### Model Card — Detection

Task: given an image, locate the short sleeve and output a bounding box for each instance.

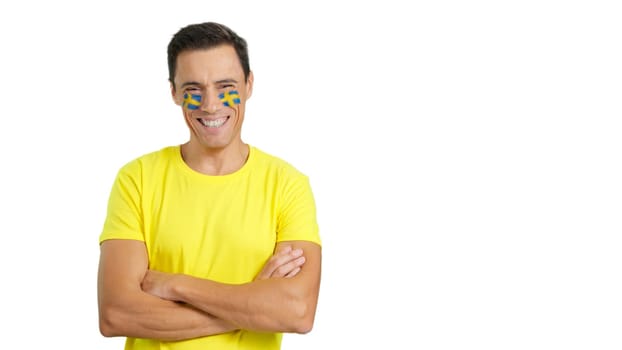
[99,160,145,244]
[277,174,321,246]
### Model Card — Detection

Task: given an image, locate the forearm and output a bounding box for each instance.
[140,241,321,334]
[98,240,238,341]
[170,276,314,333]
[99,290,237,341]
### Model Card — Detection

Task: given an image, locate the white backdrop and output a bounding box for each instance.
[0,1,620,349]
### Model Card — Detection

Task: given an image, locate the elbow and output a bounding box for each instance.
[285,282,318,334]
[289,298,316,334]
[99,317,115,337]
[294,318,314,334]
[98,306,123,337]
[99,321,116,338]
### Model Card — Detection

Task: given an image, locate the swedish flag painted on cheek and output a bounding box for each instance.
[183,93,202,110]
[219,90,241,107]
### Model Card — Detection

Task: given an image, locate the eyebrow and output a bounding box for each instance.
[180,81,202,88]
[215,79,238,84]
[180,79,238,88]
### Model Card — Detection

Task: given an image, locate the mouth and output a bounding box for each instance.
[197,116,230,128]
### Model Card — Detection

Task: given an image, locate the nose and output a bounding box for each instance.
[200,89,222,114]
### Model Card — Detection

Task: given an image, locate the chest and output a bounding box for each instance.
[143,177,280,280]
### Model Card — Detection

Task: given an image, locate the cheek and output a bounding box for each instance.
[182,110,194,128]
[182,93,202,111]
[219,90,242,108]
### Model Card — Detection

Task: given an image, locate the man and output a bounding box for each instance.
[97,22,322,350]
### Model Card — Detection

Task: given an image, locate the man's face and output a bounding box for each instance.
[172,45,253,151]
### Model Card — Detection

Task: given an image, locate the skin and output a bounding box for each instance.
[98,44,322,340]
[98,240,308,340]
[141,240,321,333]
[173,45,254,176]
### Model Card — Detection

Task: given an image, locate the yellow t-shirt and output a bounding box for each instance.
[99,145,321,350]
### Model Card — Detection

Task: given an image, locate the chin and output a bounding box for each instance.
[198,139,233,150]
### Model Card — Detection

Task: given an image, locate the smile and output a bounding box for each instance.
[198,117,229,128]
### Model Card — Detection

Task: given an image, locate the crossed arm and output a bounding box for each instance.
[97,239,321,341]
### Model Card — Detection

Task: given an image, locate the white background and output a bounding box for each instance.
[0,1,620,349]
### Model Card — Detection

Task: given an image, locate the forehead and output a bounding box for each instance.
[174,45,244,84]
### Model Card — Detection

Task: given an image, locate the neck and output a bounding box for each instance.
[180,141,250,176]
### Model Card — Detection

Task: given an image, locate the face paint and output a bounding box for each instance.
[183,93,202,110]
[219,90,241,107]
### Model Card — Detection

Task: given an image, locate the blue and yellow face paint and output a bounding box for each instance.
[219,90,241,107]
[183,93,202,110]
[183,90,240,110]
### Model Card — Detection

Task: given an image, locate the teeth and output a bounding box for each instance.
[199,118,226,128]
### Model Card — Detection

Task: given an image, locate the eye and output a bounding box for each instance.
[219,84,235,89]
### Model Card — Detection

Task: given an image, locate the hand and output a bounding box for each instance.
[141,269,178,301]
[255,245,306,280]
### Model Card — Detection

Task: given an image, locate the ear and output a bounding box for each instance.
[170,81,181,106]
[245,71,254,100]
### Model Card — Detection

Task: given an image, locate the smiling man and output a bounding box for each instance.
[97,22,322,350]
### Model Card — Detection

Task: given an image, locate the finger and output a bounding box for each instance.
[275,245,292,254]
[273,256,306,278]
[256,248,303,280]
[284,266,301,278]
[265,248,303,274]
[271,249,303,272]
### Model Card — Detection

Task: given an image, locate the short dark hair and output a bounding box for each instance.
[167,22,250,88]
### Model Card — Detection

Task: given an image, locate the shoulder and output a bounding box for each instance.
[117,146,177,176]
[250,146,310,181]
